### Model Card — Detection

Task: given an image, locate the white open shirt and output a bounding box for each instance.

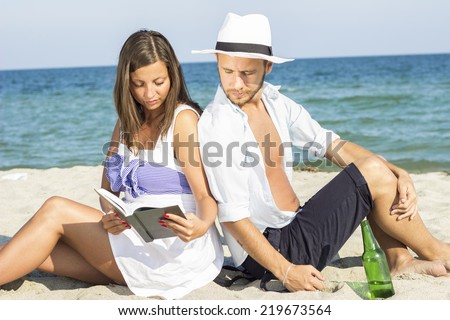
[198,82,339,266]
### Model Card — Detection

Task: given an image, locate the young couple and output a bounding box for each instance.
[1,13,448,299]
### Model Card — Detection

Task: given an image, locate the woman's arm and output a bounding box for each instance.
[100,120,121,213]
[164,109,218,242]
[99,121,130,238]
[100,120,130,234]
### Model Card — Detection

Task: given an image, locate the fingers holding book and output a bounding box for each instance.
[160,212,207,242]
[102,210,131,235]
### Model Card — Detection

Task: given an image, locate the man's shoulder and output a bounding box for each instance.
[199,104,245,144]
[201,101,229,115]
[200,100,240,125]
[200,102,229,125]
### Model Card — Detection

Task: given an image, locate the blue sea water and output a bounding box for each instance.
[1,54,449,172]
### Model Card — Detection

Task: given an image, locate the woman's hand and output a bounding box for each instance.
[160,212,208,242]
[101,210,130,235]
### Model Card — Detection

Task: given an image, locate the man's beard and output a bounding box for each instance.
[226,75,265,107]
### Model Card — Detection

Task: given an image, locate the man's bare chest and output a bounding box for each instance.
[247,113,284,166]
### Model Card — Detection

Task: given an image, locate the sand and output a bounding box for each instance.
[0,165,449,300]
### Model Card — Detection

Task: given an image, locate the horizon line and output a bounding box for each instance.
[1,51,449,72]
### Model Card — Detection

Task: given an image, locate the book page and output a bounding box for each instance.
[95,188,130,218]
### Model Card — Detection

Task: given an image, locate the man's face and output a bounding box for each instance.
[217,54,272,107]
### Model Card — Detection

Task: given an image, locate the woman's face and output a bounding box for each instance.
[129,60,171,113]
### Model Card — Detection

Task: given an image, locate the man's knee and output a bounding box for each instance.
[354,156,396,188]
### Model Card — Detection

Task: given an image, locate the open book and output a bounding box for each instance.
[95,188,186,242]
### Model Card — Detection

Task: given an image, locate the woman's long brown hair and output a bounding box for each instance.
[114,30,201,150]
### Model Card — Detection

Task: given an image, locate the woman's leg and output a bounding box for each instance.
[0,196,125,285]
[38,241,116,284]
[354,156,450,276]
[0,240,113,284]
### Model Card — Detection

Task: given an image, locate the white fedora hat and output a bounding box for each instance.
[192,12,293,64]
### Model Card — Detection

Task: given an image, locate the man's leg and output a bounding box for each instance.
[354,156,450,276]
[279,162,373,270]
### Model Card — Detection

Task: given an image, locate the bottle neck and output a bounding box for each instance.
[361,219,378,251]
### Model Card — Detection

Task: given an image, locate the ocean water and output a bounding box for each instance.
[1,54,449,172]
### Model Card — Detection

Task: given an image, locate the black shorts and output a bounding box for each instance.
[242,162,373,279]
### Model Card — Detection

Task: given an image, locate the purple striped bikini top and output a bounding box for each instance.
[105,152,192,198]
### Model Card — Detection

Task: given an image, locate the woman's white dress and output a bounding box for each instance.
[105,105,223,299]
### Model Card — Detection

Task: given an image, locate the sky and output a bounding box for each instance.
[1,0,450,70]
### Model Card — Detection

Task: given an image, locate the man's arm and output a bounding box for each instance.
[223,218,325,291]
[326,138,418,220]
[326,138,401,173]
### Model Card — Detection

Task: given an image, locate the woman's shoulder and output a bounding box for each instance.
[162,104,200,143]
[173,104,200,129]
[174,105,199,131]
[174,104,200,119]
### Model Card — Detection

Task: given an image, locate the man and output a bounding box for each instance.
[193,13,450,292]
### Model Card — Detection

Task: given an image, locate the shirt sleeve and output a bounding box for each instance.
[198,107,251,222]
[286,97,340,159]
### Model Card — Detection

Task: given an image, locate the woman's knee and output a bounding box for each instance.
[36,196,74,222]
[41,196,68,210]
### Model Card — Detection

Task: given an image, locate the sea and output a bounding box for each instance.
[1,53,449,172]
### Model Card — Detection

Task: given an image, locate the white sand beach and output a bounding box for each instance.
[0,165,449,300]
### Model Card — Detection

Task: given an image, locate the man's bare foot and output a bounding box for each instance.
[392,257,450,277]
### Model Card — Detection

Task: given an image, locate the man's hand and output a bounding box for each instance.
[224,219,326,292]
[390,173,418,220]
[283,264,325,292]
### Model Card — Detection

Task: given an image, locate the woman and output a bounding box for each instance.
[0,30,223,299]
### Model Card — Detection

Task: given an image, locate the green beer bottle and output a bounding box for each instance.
[361,219,395,299]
